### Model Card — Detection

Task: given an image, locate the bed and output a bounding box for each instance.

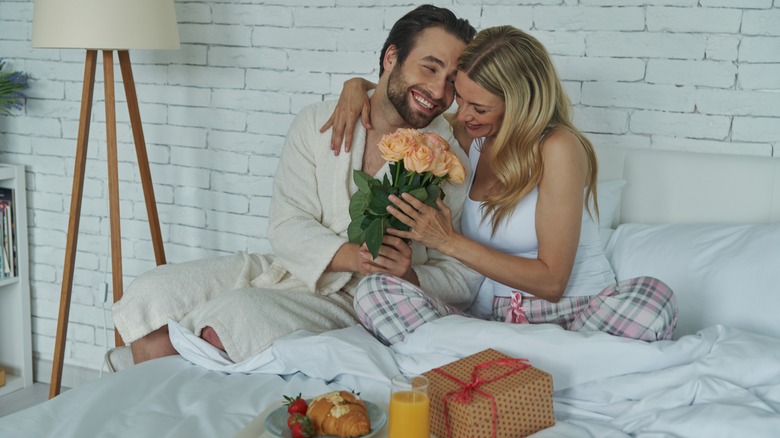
[1,144,779,437]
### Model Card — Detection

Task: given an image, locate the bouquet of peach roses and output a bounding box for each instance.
[348,128,466,258]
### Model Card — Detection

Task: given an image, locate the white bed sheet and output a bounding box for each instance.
[3,317,780,437]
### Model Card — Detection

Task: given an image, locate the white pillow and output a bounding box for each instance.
[596,179,626,229]
[594,179,626,248]
[605,223,780,340]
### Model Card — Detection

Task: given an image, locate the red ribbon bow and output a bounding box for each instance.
[505,292,530,324]
[433,357,530,438]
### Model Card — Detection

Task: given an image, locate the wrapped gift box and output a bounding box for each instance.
[423,348,554,438]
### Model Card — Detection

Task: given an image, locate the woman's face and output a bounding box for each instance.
[454,73,506,140]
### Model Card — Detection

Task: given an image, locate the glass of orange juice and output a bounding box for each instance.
[388,374,430,438]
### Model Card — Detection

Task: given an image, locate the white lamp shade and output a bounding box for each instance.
[32,0,180,50]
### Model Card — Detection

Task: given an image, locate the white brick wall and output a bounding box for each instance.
[1,0,778,380]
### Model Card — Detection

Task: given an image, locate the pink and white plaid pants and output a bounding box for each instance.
[354,274,677,345]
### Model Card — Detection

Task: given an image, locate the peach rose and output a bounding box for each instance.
[428,148,454,177]
[446,151,466,184]
[404,143,434,173]
[421,132,450,153]
[378,128,420,162]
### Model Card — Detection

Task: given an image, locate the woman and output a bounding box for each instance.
[326,26,677,345]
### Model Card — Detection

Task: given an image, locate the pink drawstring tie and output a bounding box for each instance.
[504,292,529,324]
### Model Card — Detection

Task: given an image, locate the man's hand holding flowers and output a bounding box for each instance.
[355,234,416,284]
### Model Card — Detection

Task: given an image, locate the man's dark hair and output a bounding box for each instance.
[379,5,476,76]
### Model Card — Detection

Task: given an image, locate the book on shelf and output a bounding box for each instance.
[0,187,17,279]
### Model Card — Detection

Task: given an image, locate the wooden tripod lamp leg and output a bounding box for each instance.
[118,51,166,269]
[103,50,125,348]
[49,50,168,398]
[49,50,98,399]
[116,51,167,348]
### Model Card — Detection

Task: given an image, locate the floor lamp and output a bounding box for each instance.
[32,0,179,398]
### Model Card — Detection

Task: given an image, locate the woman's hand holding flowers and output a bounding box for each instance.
[385,193,456,253]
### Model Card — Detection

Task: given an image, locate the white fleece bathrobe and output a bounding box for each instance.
[113,99,482,362]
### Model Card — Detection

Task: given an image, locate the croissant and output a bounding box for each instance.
[306,391,371,437]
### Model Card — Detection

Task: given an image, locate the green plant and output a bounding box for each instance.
[0,58,29,116]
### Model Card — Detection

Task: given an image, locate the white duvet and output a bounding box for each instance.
[3,316,780,437]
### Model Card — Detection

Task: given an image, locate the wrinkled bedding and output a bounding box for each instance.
[3,316,779,437]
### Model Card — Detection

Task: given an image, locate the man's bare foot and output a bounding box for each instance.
[201,326,226,352]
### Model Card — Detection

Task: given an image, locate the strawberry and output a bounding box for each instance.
[283,393,309,416]
[288,413,314,438]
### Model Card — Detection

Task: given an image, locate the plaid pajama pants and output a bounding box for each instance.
[354,274,678,345]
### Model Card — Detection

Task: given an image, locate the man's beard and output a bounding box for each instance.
[386,66,443,129]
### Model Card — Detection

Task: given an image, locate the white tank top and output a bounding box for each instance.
[461,140,616,318]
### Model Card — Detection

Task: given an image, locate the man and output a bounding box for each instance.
[111,5,481,366]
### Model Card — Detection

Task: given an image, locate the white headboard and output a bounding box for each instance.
[595,146,780,339]
[594,145,780,226]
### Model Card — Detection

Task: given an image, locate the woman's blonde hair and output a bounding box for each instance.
[458,25,599,233]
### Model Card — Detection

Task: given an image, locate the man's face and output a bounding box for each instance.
[385,27,466,128]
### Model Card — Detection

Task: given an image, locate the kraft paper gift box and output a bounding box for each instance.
[423,348,554,438]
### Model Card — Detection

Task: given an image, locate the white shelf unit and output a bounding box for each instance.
[0,164,31,398]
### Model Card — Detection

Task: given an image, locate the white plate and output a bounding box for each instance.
[263,400,387,438]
